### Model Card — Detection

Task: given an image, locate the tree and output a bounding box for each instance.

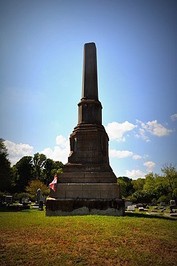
[143,172,156,192]
[10,154,64,193]
[154,175,169,202]
[33,153,47,180]
[161,164,177,200]
[43,158,54,184]
[43,159,63,185]
[14,156,34,192]
[131,190,153,204]
[0,139,12,192]
[50,160,63,180]
[117,176,134,198]
[130,178,151,203]
[26,180,49,201]
[142,173,158,202]
[132,178,145,192]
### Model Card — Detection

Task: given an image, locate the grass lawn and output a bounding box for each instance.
[0,210,177,266]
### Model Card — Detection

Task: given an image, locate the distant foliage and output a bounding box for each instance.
[33,153,47,180]
[12,156,34,193]
[0,141,63,194]
[119,164,177,204]
[117,176,134,198]
[26,180,49,200]
[0,139,12,192]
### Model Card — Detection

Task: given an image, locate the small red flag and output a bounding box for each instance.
[49,174,58,192]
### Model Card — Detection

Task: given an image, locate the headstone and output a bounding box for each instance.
[127,205,135,211]
[46,43,125,215]
[170,200,177,213]
[4,195,13,205]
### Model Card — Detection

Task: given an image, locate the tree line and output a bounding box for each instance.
[118,165,177,204]
[1,139,177,205]
[0,139,63,195]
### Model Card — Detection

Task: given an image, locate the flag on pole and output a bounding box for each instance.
[49,174,58,192]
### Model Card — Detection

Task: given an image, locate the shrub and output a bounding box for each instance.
[26,180,49,201]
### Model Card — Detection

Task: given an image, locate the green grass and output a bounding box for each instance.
[0,210,177,266]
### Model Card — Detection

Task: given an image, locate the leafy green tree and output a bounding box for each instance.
[14,156,34,192]
[11,153,63,193]
[130,190,155,204]
[10,165,18,192]
[161,164,177,200]
[43,158,54,184]
[173,188,177,199]
[130,167,177,204]
[143,172,156,192]
[154,175,169,202]
[26,179,49,200]
[143,173,159,202]
[33,153,47,180]
[132,178,145,192]
[131,177,154,203]
[117,176,134,198]
[43,159,63,185]
[0,139,12,192]
[50,160,63,179]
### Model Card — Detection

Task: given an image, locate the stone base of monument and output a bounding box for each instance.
[46,198,125,216]
[46,182,125,216]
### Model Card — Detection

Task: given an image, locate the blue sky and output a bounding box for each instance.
[1,0,177,179]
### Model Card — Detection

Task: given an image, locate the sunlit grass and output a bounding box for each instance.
[0,210,177,265]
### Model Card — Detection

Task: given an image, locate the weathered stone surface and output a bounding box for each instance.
[82,43,98,101]
[57,170,117,183]
[46,198,125,216]
[49,183,120,199]
[68,124,109,166]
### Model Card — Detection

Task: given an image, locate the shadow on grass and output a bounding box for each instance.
[0,205,30,212]
[125,211,177,221]
[1,205,177,222]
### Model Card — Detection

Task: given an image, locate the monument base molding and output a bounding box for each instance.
[46,198,125,216]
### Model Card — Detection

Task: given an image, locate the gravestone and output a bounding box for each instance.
[46,42,125,215]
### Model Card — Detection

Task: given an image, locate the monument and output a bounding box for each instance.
[46,42,125,215]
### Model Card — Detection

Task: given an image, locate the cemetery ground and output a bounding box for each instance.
[0,210,177,266]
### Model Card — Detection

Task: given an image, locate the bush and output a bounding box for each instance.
[157,195,170,204]
[26,180,49,201]
[14,192,30,202]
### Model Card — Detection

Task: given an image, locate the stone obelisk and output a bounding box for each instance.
[46,43,124,215]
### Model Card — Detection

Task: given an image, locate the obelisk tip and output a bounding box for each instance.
[84,42,96,47]
[82,42,98,100]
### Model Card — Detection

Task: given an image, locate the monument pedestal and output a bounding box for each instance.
[46,175,124,215]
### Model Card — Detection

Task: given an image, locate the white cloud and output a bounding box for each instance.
[132,154,142,160]
[56,135,68,147]
[110,149,141,160]
[110,149,133,158]
[135,127,150,142]
[105,121,137,141]
[144,120,172,136]
[125,169,146,179]
[4,140,34,165]
[136,120,173,140]
[144,161,156,172]
[4,135,70,166]
[171,113,177,121]
[41,135,69,163]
